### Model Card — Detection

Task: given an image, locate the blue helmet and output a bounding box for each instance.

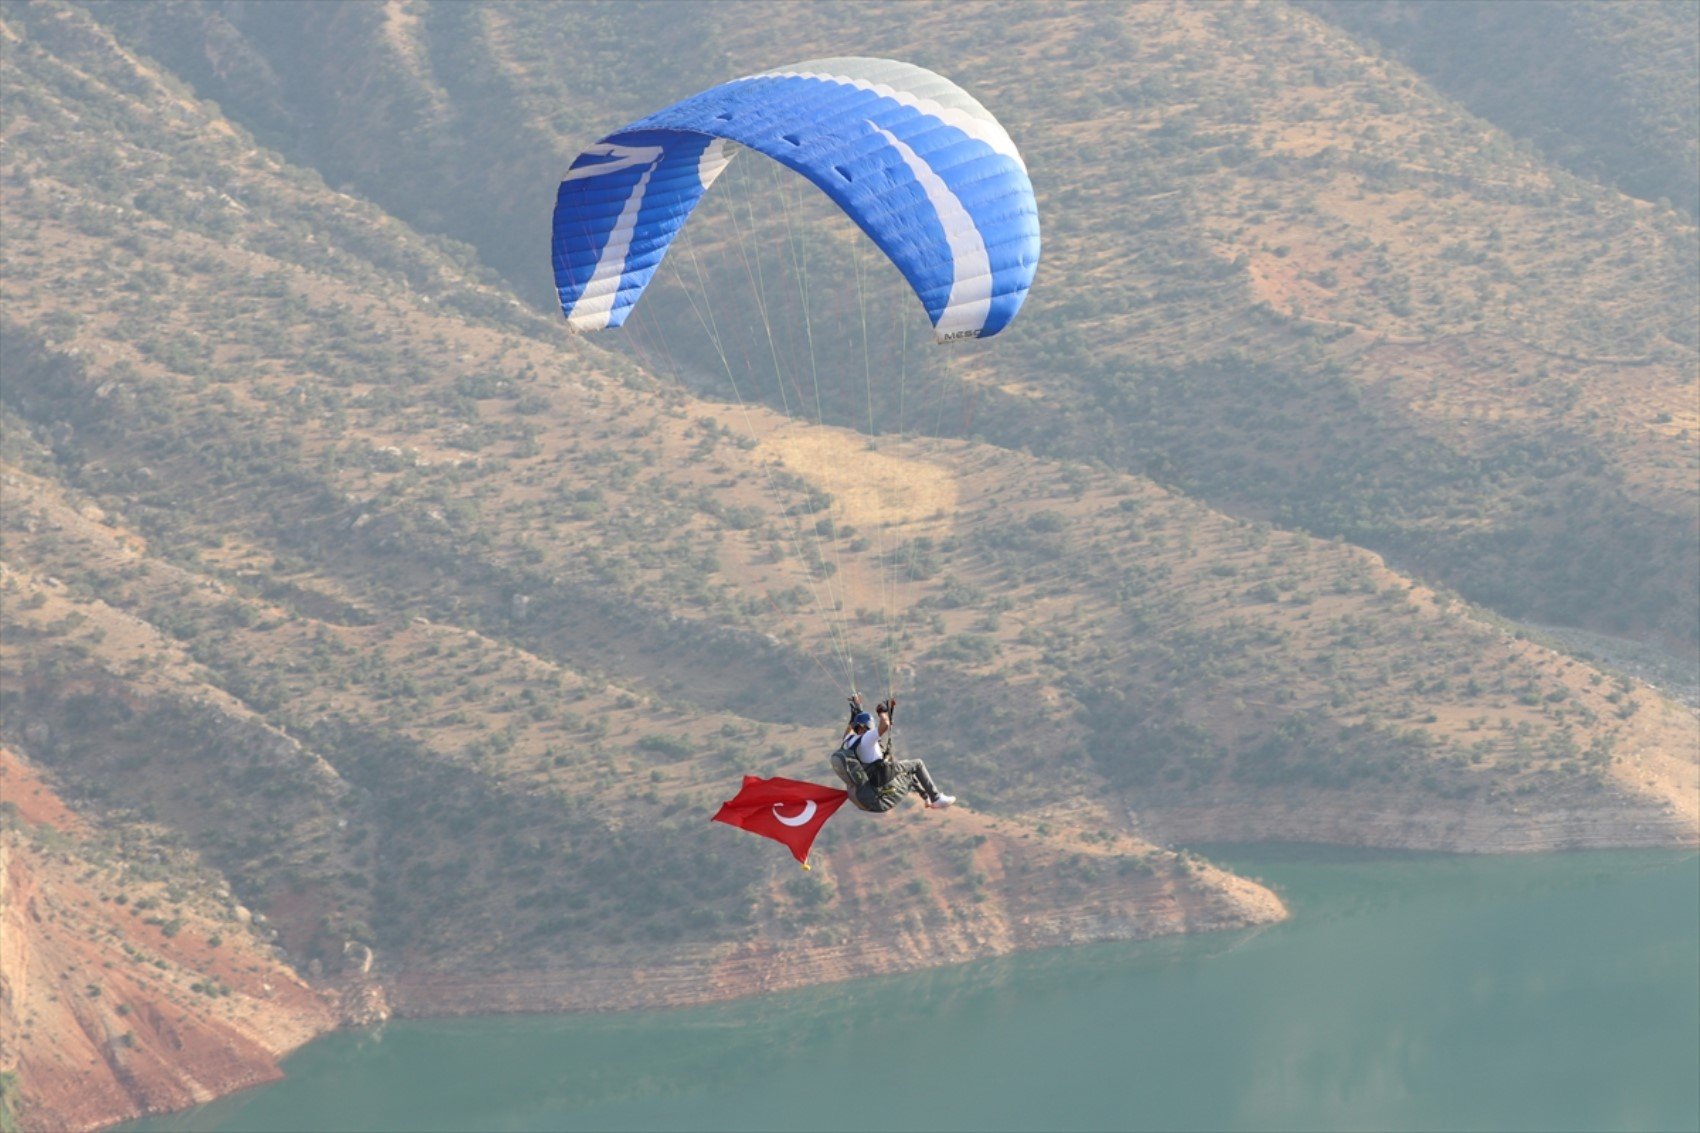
[852,711,874,728]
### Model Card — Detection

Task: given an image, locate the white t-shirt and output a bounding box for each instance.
[842,727,886,765]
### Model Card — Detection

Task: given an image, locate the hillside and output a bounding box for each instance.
[0,3,1696,1129]
[83,0,1700,650]
[0,747,339,1133]
[1308,0,1700,218]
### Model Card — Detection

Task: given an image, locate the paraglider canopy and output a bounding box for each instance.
[551,57,1040,343]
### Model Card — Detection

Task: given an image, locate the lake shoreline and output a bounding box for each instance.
[61,768,1700,1133]
[123,849,1699,1133]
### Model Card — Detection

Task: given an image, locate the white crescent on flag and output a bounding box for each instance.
[772,800,818,827]
[712,775,848,866]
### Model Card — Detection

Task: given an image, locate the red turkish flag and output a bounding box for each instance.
[711,775,849,865]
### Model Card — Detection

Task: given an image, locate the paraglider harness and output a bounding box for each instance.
[830,698,913,813]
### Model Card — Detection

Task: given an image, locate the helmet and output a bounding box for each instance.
[851,711,874,728]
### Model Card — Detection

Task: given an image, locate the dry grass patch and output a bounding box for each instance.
[758,427,960,535]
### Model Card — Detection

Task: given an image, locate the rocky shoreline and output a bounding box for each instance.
[5,679,1695,1133]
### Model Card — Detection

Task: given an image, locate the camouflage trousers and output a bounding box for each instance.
[878,757,940,801]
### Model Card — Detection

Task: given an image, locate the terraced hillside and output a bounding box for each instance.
[1,3,1696,1128]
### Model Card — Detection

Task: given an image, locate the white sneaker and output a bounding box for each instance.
[929,794,956,809]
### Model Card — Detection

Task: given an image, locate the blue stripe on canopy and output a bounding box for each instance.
[551,58,1039,342]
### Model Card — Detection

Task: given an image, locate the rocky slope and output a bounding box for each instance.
[87,0,1700,649]
[0,748,339,1133]
[0,4,1694,1129]
[388,805,1287,1017]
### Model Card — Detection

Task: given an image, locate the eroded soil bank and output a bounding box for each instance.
[6,733,1696,1132]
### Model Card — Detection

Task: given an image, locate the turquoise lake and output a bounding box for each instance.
[130,848,1700,1132]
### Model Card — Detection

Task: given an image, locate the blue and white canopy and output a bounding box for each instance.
[551,57,1040,343]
